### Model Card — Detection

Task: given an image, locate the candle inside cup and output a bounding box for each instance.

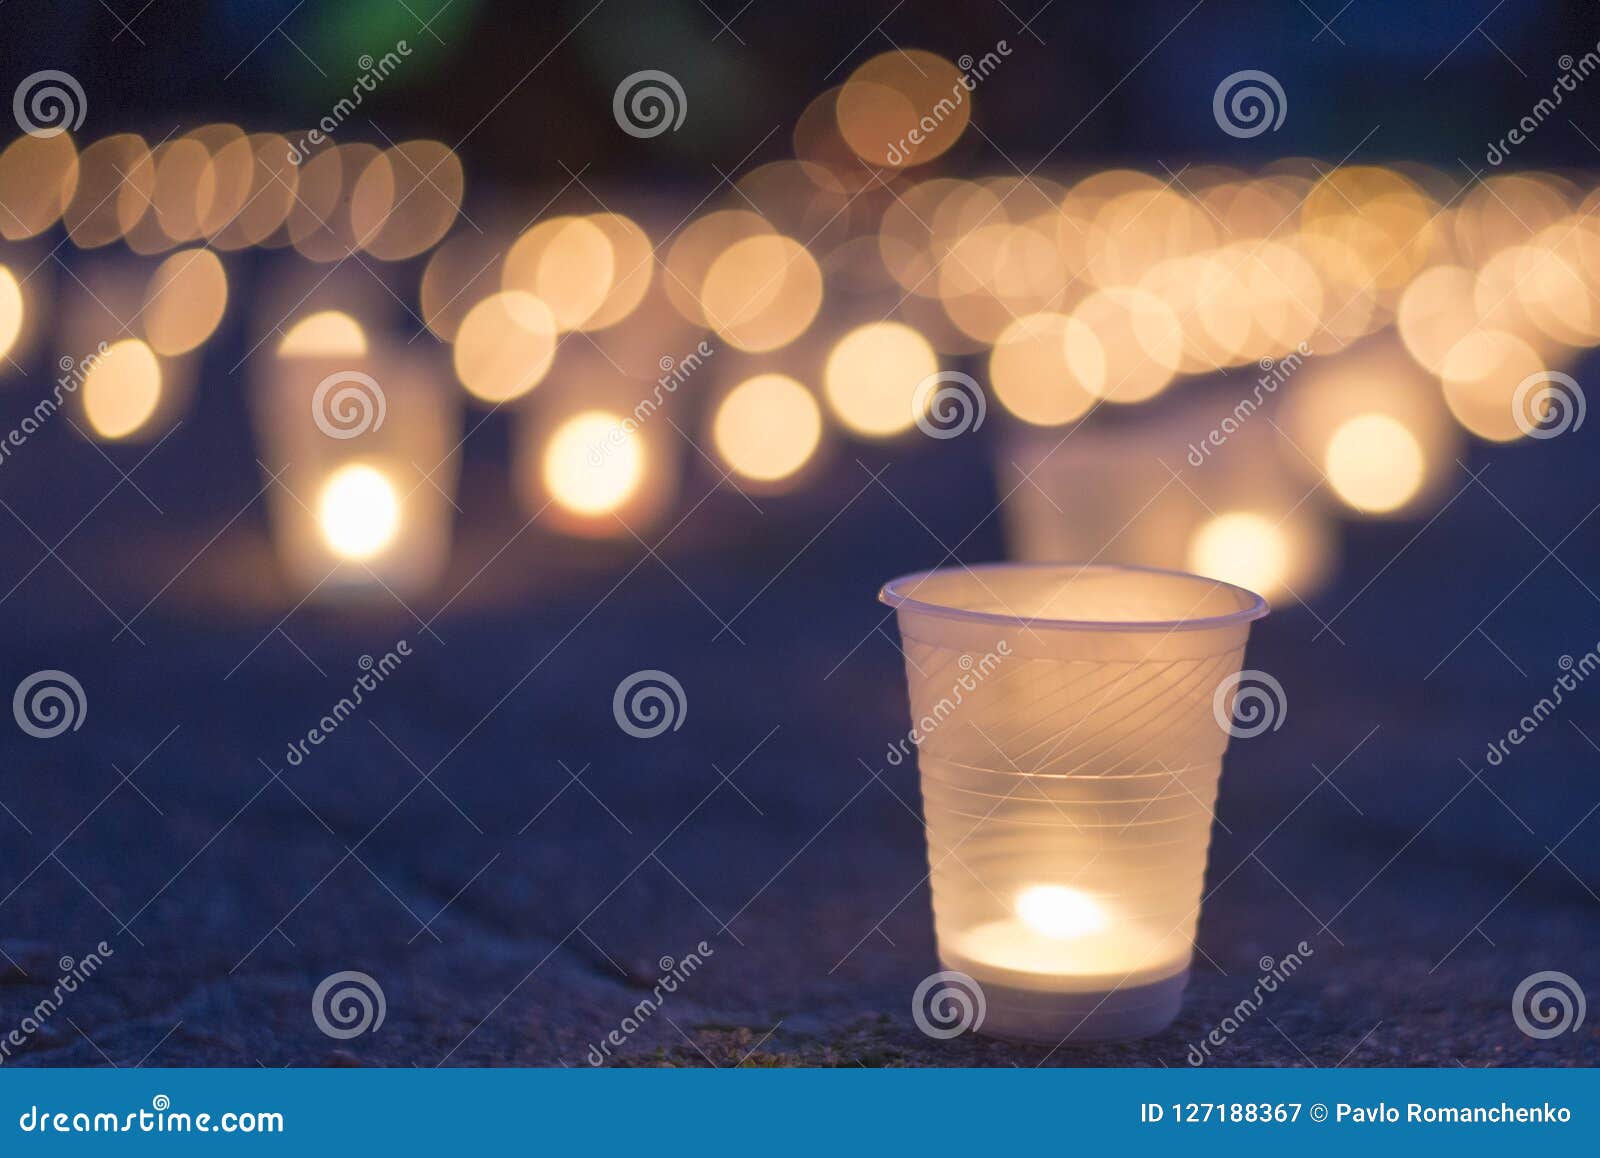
[951,885,1178,978]
[251,335,461,601]
[881,562,1268,1043]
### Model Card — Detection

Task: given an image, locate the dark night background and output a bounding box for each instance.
[0,0,1597,1066]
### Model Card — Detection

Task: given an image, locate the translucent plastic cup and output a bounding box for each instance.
[880,562,1268,1044]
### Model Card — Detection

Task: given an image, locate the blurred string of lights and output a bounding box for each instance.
[0,47,1595,607]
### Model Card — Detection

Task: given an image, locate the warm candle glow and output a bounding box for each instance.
[503,216,615,331]
[711,373,823,483]
[824,321,938,437]
[278,310,368,358]
[1324,413,1425,514]
[351,140,463,261]
[837,50,970,167]
[143,247,229,356]
[1440,329,1546,442]
[1187,511,1289,600]
[64,133,154,248]
[988,312,1101,426]
[0,265,23,361]
[453,291,558,403]
[316,463,401,560]
[699,234,822,352]
[0,132,79,241]
[882,563,1269,1042]
[82,338,163,440]
[543,410,645,516]
[1016,885,1108,939]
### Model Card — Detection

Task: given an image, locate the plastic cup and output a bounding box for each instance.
[998,384,1336,607]
[251,350,461,600]
[880,562,1268,1044]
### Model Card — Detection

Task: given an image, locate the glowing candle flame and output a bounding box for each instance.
[543,410,645,516]
[1324,413,1425,514]
[1016,885,1108,940]
[0,265,23,361]
[316,463,401,560]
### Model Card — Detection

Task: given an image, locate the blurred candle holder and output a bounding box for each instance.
[1000,386,1335,606]
[251,339,460,600]
[1280,335,1463,517]
[881,562,1269,1043]
[514,346,681,539]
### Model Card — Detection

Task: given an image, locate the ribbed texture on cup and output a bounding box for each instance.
[894,607,1251,1036]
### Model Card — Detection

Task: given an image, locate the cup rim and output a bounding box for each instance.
[878,561,1270,634]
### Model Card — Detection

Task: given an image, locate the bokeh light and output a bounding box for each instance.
[0,132,80,241]
[1187,511,1290,602]
[1072,287,1182,403]
[699,234,823,352]
[663,210,773,325]
[212,133,299,250]
[987,312,1100,426]
[583,213,655,331]
[712,374,824,484]
[278,310,369,358]
[1440,329,1546,442]
[824,321,939,438]
[316,463,401,560]
[503,216,615,331]
[82,338,163,440]
[837,50,970,168]
[543,410,645,516]
[143,248,229,356]
[352,140,463,261]
[452,290,558,403]
[64,133,153,248]
[1324,413,1425,514]
[0,266,24,362]
[1396,265,1478,374]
